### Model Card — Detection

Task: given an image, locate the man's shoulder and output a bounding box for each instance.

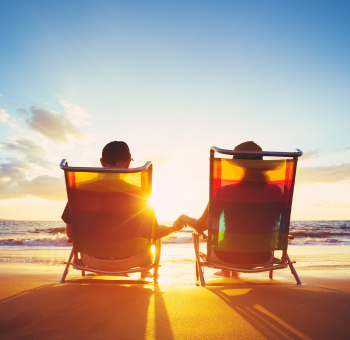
[77,178,141,192]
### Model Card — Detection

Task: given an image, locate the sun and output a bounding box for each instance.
[148,181,182,221]
[148,195,155,208]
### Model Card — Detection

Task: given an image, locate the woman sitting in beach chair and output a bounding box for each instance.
[179,141,302,285]
[180,142,275,276]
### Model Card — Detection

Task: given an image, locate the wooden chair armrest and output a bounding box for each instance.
[190,226,208,239]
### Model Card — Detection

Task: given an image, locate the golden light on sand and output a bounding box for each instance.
[253,305,311,340]
[222,288,252,296]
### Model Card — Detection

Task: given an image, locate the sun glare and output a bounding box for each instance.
[147,164,208,221]
[150,183,183,221]
[148,195,154,208]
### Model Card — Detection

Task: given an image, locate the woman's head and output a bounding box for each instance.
[233,141,263,160]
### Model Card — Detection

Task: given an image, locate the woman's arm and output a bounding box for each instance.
[179,203,209,232]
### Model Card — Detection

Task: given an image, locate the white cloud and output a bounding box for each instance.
[0,100,95,201]
[0,161,65,200]
[60,99,89,125]
[297,162,350,184]
[138,156,171,168]
[311,200,350,208]
[16,108,29,116]
[25,106,85,144]
[0,137,53,169]
[0,109,10,123]
[335,146,350,153]
[20,175,66,200]
[0,108,19,128]
[311,200,331,207]
[300,149,320,161]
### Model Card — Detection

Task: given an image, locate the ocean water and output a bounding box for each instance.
[0,220,349,250]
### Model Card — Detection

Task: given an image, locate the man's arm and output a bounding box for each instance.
[153,218,185,240]
[61,202,73,241]
[66,224,72,239]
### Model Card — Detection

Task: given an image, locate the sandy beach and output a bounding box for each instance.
[1,245,350,339]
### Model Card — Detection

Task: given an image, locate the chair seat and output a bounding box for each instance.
[199,252,282,269]
[81,252,152,271]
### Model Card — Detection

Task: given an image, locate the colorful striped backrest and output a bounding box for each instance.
[208,157,297,260]
[64,165,155,258]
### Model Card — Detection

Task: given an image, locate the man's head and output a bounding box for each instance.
[100,141,133,168]
[233,141,263,160]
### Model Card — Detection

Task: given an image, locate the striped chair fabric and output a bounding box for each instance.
[65,169,155,258]
[208,158,296,263]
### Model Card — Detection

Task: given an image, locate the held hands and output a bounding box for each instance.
[177,214,208,239]
[172,216,187,232]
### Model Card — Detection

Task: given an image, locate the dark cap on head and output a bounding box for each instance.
[233,141,263,160]
[102,141,132,165]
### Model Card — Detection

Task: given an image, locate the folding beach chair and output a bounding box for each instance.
[192,147,303,287]
[59,160,161,284]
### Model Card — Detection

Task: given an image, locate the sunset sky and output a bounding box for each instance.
[0,1,349,221]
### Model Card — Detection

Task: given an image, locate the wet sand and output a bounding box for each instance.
[1,245,350,339]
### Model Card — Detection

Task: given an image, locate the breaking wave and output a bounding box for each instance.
[1,220,350,247]
[289,231,349,238]
[33,227,66,234]
[0,234,70,247]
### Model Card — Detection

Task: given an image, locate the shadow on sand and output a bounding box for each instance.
[0,276,174,339]
[204,276,350,339]
[2,274,350,339]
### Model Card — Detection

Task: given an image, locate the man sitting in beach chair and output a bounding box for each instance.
[61,141,184,279]
[179,141,301,284]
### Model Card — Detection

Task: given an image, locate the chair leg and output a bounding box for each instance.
[269,270,273,279]
[60,248,74,283]
[82,271,85,277]
[287,254,302,284]
[153,270,159,284]
[192,233,206,287]
[192,233,199,282]
[153,239,162,284]
[198,262,205,287]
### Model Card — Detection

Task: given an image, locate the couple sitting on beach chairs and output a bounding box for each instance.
[60,141,302,286]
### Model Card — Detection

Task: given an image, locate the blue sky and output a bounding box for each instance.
[0,1,349,220]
